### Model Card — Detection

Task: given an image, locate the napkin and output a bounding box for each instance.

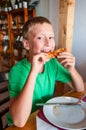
[37,108,63,130]
[36,116,58,130]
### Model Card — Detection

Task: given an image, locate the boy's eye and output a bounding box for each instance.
[37,37,44,40]
[37,37,42,39]
[49,37,54,39]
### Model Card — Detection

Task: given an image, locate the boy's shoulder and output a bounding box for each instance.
[11,58,29,71]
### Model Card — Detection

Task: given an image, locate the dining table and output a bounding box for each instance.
[5,90,86,130]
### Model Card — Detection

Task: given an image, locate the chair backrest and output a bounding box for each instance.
[0,71,8,82]
[0,71,10,130]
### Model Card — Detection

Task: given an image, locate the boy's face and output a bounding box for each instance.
[28,23,55,55]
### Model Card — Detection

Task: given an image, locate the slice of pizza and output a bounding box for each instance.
[47,48,66,58]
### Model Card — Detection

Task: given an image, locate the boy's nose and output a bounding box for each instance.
[44,38,50,46]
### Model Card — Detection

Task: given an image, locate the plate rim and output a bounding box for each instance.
[43,96,86,130]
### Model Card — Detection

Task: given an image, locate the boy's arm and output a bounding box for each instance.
[10,54,48,127]
[57,52,84,92]
[68,68,84,92]
[9,53,48,128]
[10,70,37,127]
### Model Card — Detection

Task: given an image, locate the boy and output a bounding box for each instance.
[7,16,84,127]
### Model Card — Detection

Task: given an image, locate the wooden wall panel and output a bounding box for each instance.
[58,0,75,52]
[55,0,75,96]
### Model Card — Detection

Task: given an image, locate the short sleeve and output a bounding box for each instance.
[8,59,30,98]
[8,67,24,98]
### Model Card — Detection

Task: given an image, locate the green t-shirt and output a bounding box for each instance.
[7,58,71,125]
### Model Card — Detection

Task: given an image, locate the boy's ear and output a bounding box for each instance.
[22,39,30,50]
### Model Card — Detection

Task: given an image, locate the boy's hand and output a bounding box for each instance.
[57,52,75,72]
[31,53,50,74]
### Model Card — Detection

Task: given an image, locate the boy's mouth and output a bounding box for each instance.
[41,47,52,53]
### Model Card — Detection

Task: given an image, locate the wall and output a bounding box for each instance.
[72,0,86,81]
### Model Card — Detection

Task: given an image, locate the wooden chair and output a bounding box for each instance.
[0,71,10,130]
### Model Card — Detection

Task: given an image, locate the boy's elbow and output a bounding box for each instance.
[13,119,26,128]
[12,113,31,128]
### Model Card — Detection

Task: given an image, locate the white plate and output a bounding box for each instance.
[43,96,86,130]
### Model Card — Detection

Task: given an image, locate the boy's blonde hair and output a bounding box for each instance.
[22,16,52,40]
